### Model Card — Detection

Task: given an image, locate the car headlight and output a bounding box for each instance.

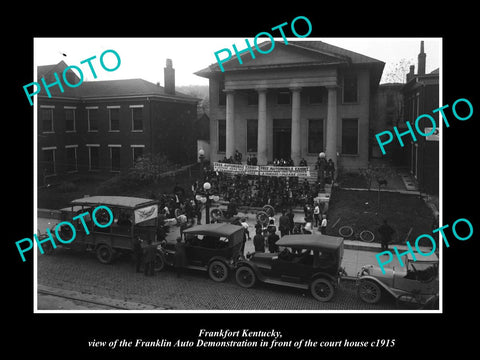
[358,265,373,277]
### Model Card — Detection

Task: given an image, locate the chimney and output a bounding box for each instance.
[406,65,415,82]
[164,58,175,95]
[418,40,426,75]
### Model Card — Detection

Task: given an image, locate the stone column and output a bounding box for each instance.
[257,88,268,165]
[326,85,338,165]
[290,87,302,165]
[225,89,235,159]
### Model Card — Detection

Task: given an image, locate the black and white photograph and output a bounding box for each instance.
[32,37,442,312]
[8,8,478,355]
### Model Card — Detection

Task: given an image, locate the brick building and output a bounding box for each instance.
[371,83,404,160]
[402,41,439,194]
[37,59,199,186]
[195,40,385,171]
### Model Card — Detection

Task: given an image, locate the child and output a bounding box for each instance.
[320,215,327,234]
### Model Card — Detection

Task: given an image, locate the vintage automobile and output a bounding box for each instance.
[357,252,439,308]
[51,196,162,266]
[157,223,245,282]
[234,234,345,302]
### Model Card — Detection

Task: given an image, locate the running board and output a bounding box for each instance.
[186,265,207,272]
[262,278,309,290]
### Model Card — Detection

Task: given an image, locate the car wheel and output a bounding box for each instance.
[235,266,256,288]
[154,252,165,272]
[310,278,335,302]
[96,244,114,264]
[357,279,382,304]
[208,260,229,282]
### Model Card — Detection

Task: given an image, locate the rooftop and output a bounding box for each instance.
[195,40,385,87]
[37,61,199,103]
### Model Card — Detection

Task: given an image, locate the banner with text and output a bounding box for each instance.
[213,162,310,177]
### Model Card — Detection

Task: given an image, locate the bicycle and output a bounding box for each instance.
[338,225,375,242]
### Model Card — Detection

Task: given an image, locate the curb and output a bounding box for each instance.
[343,239,434,254]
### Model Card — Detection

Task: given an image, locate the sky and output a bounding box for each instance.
[34,38,441,86]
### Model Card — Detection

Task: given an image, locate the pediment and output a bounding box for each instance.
[219,41,348,71]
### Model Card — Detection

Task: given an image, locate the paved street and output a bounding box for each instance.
[36,246,398,311]
[36,215,404,311]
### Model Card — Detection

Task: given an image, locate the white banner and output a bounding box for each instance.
[213,162,246,174]
[134,204,158,224]
[212,162,310,177]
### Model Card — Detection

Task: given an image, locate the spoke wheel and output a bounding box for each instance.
[310,278,335,302]
[96,244,114,264]
[360,230,375,242]
[208,260,229,282]
[235,266,256,288]
[339,226,354,238]
[357,280,382,304]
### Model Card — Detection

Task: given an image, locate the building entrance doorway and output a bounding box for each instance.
[273,119,291,161]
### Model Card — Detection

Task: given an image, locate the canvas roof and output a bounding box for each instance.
[276,234,344,250]
[70,196,158,209]
[182,223,244,237]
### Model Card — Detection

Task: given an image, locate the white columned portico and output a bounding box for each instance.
[257,88,268,165]
[290,87,302,165]
[225,89,235,159]
[326,85,338,165]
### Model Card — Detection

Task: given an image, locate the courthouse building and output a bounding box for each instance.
[195,40,385,170]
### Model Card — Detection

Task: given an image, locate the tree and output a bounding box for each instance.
[130,153,179,183]
[381,58,414,84]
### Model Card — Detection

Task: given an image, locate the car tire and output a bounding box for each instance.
[357,279,382,304]
[235,266,256,288]
[310,278,335,302]
[96,244,114,264]
[154,252,165,272]
[208,260,229,282]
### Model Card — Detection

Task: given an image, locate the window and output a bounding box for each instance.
[87,108,99,132]
[65,146,77,172]
[109,107,120,131]
[109,145,121,172]
[131,106,143,131]
[342,118,359,155]
[40,107,54,133]
[246,119,258,152]
[343,75,358,103]
[277,90,291,105]
[88,145,100,170]
[218,119,226,153]
[218,81,226,106]
[308,119,324,154]
[132,145,144,165]
[42,147,56,175]
[64,108,75,132]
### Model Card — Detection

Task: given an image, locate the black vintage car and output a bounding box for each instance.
[234,234,344,302]
[158,223,245,282]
